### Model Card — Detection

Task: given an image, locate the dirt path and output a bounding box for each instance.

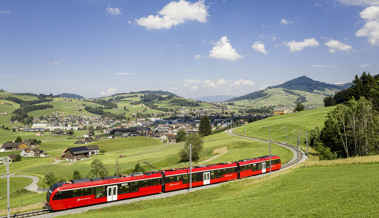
[199,150,229,164]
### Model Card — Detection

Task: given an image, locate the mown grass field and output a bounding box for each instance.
[0,177,32,197]
[235,106,335,148]
[61,162,379,218]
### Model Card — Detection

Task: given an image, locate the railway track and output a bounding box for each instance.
[3,129,306,218]
[0,209,49,218]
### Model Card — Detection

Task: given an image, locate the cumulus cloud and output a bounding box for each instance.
[190,85,198,91]
[233,79,255,86]
[359,63,371,67]
[217,79,226,86]
[252,41,269,54]
[194,54,202,59]
[135,0,209,30]
[356,6,379,46]
[337,0,379,6]
[183,79,202,84]
[114,72,135,75]
[325,39,353,53]
[166,87,178,90]
[106,5,122,15]
[53,62,59,65]
[286,38,319,52]
[100,88,118,96]
[203,80,216,88]
[280,19,293,25]
[0,10,10,14]
[259,85,269,90]
[209,36,243,60]
[183,83,188,87]
[315,2,322,6]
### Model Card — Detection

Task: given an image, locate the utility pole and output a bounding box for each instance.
[286,127,288,144]
[269,126,271,174]
[306,130,309,157]
[297,130,299,165]
[189,143,192,192]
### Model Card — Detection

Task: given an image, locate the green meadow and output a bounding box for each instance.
[62,163,379,218]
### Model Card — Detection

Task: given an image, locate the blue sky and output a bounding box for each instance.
[1,0,379,98]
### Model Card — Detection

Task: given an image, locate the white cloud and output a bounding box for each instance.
[203,38,206,44]
[0,10,10,14]
[106,6,122,15]
[310,65,334,67]
[100,88,118,96]
[337,0,379,6]
[114,72,135,75]
[324,39,353,53]
[280,19,293,25]
[183,83,188,87]
[203,80,216,88]
[135,0,209,30]
[53,62,59,65]
[233,79,255,86]
[183,79,202,84]
[194,54,202,59]
[209,36,243,61]
[272,37,277,41]
[128,20,131,24]
[166,87,178,90]
[217,79,226,86]
[359,63,371,67]
[190,85,198,91]
[252,41,269,54]
[315,2,322,6]
[259,85,269,90]
[286,38,319,52]
[356,6,379,46]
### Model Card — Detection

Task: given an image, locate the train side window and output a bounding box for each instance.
[95,186,106,198]
[197,172,203,181]
[130,182,139,193]
[166,177,173,183]
[119,183,130,194]
[177,176,183,182]
[53,191,63,200]
[62,190,73,199]
[140,180,148,188]
[83,188,94,196]
[73,189,83,198]
[183,174,189,184]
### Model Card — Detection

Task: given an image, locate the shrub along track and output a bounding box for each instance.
[2,129,307,218]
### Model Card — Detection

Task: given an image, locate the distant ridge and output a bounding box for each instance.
[194,95,237,103]
[112,90,178,97]
[57,93,85,99]
[227,76,349,102]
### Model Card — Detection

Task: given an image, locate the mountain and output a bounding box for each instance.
[57,93,85,99]
[227,76,350,107]
[112,90,178,97]
[194,95,237,102]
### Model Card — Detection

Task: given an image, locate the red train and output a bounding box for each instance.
[44,155,281,211]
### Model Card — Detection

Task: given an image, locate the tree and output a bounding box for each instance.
[15,136,22,142]
[294,101,305,112]
[179,133,204,160]
[198,116,212,136]
[133,163,145,173]
[115,158,122,175]
[90,159,109,178]
[73,170,82,179]
[14,154,21,162]
[176,129,187,143]
[43,172,57,189]
[100,149,107,155]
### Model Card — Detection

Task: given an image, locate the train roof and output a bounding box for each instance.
[160,162,238,176]
[236,155,280,166]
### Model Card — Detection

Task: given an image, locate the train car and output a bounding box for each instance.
[237,155,281,179]
[162,162,238,192]
[45,172,162,211]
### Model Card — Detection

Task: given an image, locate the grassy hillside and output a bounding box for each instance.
[235,106,335,147]
[63,162,379,218]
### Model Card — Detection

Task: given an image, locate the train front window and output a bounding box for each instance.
[47,182,62,201]
[46,189,52,202]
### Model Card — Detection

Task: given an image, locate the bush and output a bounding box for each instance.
[133,163,145,173]
[14,154,22,162]
[179,133,204,160]
[315,143,338,160]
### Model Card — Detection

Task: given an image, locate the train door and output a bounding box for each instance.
[107,185,118,202]
[203,172,210,185]
[261,162,266,173]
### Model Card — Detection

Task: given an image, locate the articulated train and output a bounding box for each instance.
[45,155,281,211]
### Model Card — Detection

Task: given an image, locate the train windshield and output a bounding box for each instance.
[46,182,63,201]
